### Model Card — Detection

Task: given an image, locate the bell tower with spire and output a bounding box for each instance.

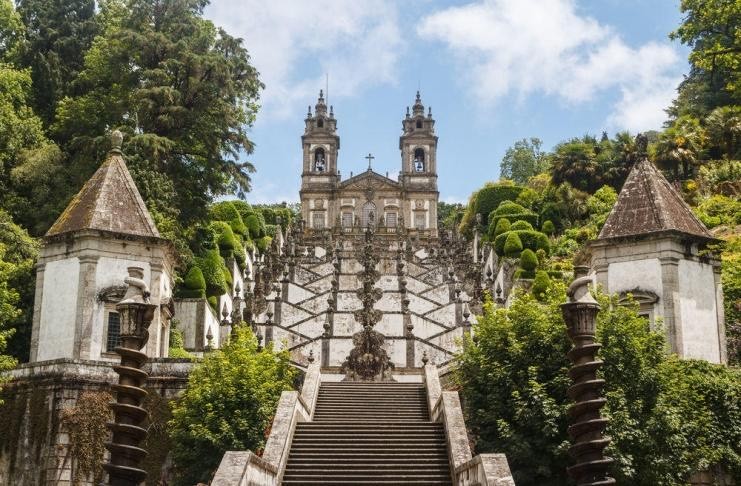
[300,90,340,229]
[399,91,439,234]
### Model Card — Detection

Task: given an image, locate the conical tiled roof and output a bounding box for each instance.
[598,157,713,241]
[46,149,160,239]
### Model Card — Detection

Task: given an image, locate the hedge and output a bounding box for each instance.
[504,232,523,257]
[210,222,237,258]
[541,220,555,236]
[196,249,229,297]
[520,249,538,271]
[531,270,551,301]
[209,201,241,224]
[475,183,525,226]
[256,236,272,252]
[489,218,511,240]
[245,214,263,239]
[511,220,534,231]
[495,230,550,256]
[488,201,539,231]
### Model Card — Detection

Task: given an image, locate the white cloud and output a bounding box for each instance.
[205,1,402,120]
[417,0,682,131]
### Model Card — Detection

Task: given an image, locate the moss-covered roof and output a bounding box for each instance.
[598,158,712,241]
[46,151,160,238]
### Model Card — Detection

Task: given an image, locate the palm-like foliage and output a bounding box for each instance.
[655,116,706,179]
[549,137,600,193]
[705,105,741,159]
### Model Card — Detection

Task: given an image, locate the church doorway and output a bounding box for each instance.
[361,201,377,228]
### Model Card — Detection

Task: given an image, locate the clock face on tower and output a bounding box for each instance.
[414,160,424,172]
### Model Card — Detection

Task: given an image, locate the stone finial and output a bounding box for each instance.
[635,132,648,157]
[308,349,315,364]
[421,350,429,365]
[111,129,124,152]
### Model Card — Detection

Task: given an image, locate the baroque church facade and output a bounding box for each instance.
[300,91,439,237]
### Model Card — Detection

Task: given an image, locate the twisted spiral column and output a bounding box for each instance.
[561,274,615,486]
[104,267,156,486]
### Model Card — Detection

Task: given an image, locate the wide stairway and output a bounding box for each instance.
[281,381,452,485]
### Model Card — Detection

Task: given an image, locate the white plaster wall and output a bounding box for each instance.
[37,258,80,361]
[678,260,721,363]
[607,258,662,295]
[174,300,200,349]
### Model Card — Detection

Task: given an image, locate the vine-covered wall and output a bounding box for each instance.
[0,359,191,486]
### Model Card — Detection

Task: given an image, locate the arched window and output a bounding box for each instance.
[317,119,324,128]
[314,148,326,172]
[361,201,377,228]
[413,148,425,172]
[416,120,422,129]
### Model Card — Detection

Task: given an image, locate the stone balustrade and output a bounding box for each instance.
[424,363,516,486]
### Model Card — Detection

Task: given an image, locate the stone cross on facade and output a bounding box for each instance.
[365,152,374,170]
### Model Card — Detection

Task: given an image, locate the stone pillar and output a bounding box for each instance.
[713,265,727,364]
[561,274,615,486]
[29,262,45,362]
[74,254,99,360]
[659,256,683,355]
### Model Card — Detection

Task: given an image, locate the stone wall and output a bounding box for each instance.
[0,358,192,486]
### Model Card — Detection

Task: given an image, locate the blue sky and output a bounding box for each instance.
[205,0,689,204]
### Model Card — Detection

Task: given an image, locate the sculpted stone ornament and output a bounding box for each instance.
[104,267,157,486]
[561,270,615,486]
[342,228,394,381]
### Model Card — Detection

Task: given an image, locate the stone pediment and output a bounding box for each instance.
[339,169,400,192]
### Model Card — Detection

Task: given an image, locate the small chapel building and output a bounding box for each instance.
[588,150,727,363]
[299,91,439,237]
[28,133,177,362]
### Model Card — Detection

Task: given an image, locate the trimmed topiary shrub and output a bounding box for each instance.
[245,214,262,239]
[503,232,523,257]
[511,220,533,231]
[541,220,555,236]
[520,249,537,271]
[256,236,272,252]
[489,200,539,230]
[495,230,550,256]
[209,201,241,223]
[196,249,229,297]
[207,296,218,311]
[178,266,207,299]
[531,270,551,301]
[489,217,511,240]
[475,183,525,226]
[210,222,237,258]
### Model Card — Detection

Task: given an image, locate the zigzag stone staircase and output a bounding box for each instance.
[257,238,474,369]
[282,381,452,485]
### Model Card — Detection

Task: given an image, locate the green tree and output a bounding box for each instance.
[669,0,741,118]
[14,0,99,124]
[53,0,263,235]
[169,327,296,485]
[458,287,741,486]
[499,138,549,184]
[705,105,741,159]
[550,137,601,193]
[655,115,706,179]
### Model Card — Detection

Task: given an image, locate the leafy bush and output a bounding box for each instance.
[457,286,741,486]
[520,249,538,272]
[169,327,296,485]
[495,230,550,256]
[541,220,555,236]
[503,232,523,257]
[511,220,534,231]
[256,236,272,252]
[476,183,525,226]
[210,221,237,258]
[178,266,206,299]
[531,270,550,300]
[195,249,229,297]
[489,218,511,240]
[245,214,263,239]
[693,195,741,228]
[209,201,241,225]
[489,200,539,231]
[168,322,194,359]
